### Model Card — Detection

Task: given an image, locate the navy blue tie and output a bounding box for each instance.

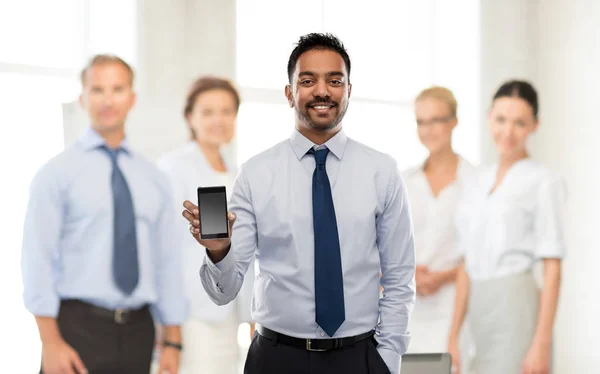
[309,147,345,337]
[102,146,139,295]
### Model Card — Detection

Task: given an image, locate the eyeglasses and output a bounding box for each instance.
[416,116,455,127]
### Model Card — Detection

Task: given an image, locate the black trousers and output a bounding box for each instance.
[40,300,155,374]
[244,332,391,374]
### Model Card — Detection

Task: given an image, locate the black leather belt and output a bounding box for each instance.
[61,299,150,324]
[257,325,374,351]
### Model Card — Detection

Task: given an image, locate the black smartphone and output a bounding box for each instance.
[197,186,229,240]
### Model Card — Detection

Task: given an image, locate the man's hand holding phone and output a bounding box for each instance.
[182,200,235,263]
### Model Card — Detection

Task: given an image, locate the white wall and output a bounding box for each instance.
[133,0,237,160]
[534,0,600,372]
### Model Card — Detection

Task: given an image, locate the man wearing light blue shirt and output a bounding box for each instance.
[22,54,186,374]
[183,33,415,374]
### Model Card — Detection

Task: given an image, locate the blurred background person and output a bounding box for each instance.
[403,87,473,372]
[448,80,566,374]
[157,76,254,374]
[21,54,185,374]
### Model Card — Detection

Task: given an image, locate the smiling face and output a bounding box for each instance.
[285,49,352,133]
[187,88,237,146]
[488,96,538,159]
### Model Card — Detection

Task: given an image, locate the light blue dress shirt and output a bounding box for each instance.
[21,128,187,325]
[200,129,416,374]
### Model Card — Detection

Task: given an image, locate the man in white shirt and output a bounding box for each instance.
[182,33,415,374]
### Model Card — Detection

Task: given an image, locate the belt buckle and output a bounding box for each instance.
[114,309,126,324]
[306,338,327,352]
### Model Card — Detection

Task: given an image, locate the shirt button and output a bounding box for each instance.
[320,332,325,337]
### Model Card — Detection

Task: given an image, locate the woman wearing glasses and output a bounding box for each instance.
[403,86,474,372]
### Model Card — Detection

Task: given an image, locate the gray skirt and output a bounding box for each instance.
[468,271,542,374]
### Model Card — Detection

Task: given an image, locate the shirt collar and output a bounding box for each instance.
[78,127,132,155]
[413,154,467,176]
[289,128,348,160]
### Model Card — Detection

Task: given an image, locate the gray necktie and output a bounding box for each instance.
[102,146,139,295]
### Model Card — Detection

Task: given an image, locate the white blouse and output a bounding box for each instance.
[157,142,254,323]
[456,158,567,282]
[403,156,475,319]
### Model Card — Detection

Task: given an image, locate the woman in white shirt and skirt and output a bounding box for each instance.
[403,87,473,372]
[448,80,566,374]
[157,76,254,374]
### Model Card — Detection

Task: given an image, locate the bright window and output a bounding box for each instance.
[236,102,294,164]
[0,0,85,69]
[343,102,428,170]
[87,0,138,65]
[235,0,324,90]
[322,0,434,102]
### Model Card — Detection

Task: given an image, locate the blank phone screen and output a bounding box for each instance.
[199,192,228,235]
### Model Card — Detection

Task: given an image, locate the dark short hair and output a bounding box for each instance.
[80,54,134,86]
[287,33,351,83]
[184,76,241,140]
[492,80,539,118]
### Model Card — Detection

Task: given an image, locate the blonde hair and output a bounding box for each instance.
[415,86,457,117]
[80,54,134,86]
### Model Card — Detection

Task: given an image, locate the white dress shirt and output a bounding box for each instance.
[199,129,416,374]
[402,157,475,365]
[157,142,253,323]
[403,156,474,321]
[456,158,567,281]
